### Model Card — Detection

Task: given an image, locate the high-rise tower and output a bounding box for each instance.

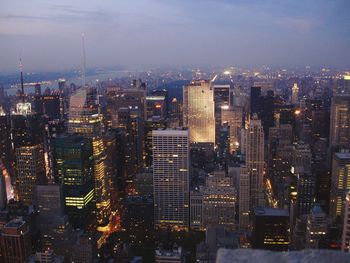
[330,95,350,149]
[183,80,215,145]
[246,115,265,208]
[153,129,189,230]
[15,144,45,205]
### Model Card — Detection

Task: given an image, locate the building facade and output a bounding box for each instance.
[153,129,189,230]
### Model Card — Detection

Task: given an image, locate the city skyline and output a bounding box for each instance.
[2,1,350,262]
[1,0,350,72]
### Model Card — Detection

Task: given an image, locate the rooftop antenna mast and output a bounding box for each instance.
[19,57,25,102]
[81,33,86,88]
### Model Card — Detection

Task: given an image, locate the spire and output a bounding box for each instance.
[81,33,86,87]
[19,57,24,102]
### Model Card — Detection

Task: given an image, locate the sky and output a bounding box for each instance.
[0,0,349,72]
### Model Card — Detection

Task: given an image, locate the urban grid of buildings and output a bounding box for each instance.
[0,64,350,262]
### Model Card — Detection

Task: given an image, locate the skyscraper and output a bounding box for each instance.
[329,95,350,148]
[295,168,315,218]
[246,115,265,208]
[16,144,45,205]
[306,204,327,249]
[67,88,102,135]
[36,184,73,251]
[54,134,94,229]
[292,83,299,104]
[183,80,215,145]
[0,218,32,263]
[0,115,13,175]
[239,166,250,230]
[106,86,146,129]
[342,191,350,252]
[330,151,350,220]
[213,84,230,144]
[153,129,189,230]
[202,172,236,229]
[0,172,7,210]
[221,106,243,153]
[67,88,111,228]
[252,207,290,251]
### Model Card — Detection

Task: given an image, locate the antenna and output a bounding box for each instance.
[19,57,25,102]
[81,33,86,87]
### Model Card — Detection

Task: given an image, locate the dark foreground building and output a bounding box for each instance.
[252,207,290,251]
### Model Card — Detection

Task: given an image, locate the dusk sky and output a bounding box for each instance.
[0,0,349,72]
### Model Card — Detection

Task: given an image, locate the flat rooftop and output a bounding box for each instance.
[5,218,26,229]
[253,206,289,217]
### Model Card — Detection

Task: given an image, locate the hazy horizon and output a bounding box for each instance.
[1,0,349,72]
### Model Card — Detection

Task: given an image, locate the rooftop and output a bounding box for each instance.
[335,152,350,160]
[216,249,350,263]
[5,218,26,229]
[253,206,289,217]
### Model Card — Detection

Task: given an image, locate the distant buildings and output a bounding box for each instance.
[292,83,299,104]
[153,129,189,230]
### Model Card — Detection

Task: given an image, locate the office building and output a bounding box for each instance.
[146,95,166,119]
[144,117,167,168]
[117,107,144,173]
[183,80,215,144]
[250,86,261,116]
[239,166,250,230]
[11,113,44,150]
[16,144,45,205]
[67,88,111,227]
[190,189,203,230]
[153,129,189,230]
[221,105,243,153]
[0,218,32,263]
[0,172,6,210]
[106,86,146,129]
[306,204,327,248]
[155,247,184,263]
[252,207,290,251]
[213,84,231,144]
[295,168,315,218]
[36,184,73,253]
[246,115,265,207]
[202,172,236,229]
[342,191,350,252]
[67,88,102,135]
[0,115,13,174]
[330,151,350,220]
[330,95,350,148]
[34,94,61,120]
[54,135,94,229]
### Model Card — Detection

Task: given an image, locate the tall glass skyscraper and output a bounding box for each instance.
[54,134,94,229]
